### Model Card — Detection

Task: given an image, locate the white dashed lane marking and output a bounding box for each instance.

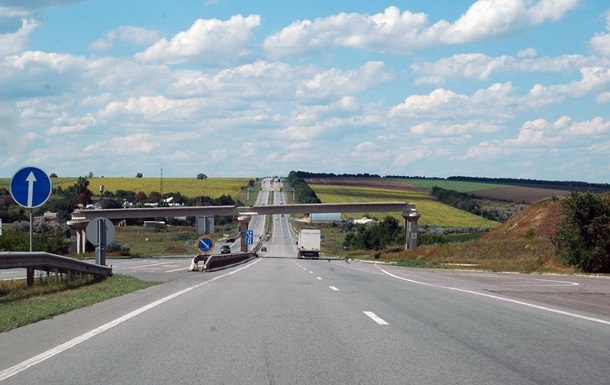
[364,311,389,325]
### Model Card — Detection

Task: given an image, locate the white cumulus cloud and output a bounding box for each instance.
[263,1,578,58]
[135,15,261,66]
[90,26,161,51]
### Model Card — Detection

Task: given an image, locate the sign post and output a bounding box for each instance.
[10,167,52,252]
[86,217,115,265]
[246,229,254,245]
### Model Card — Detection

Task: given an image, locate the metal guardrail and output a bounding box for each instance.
[0,252,112,286]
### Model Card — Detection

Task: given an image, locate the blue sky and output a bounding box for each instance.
[1,0,609,182]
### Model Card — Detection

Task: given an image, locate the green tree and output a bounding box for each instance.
[552,191,610,273]
[115,189,136,203]
[148,191,162,203]
[68,176,93,205]
[342,216,404,251]
[135,191,148,202]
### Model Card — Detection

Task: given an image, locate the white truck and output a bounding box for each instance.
[297,229,321,259]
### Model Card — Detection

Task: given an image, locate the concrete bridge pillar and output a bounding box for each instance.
[402,208,421,250]
[237,215,251,252]
[67,219,89,254]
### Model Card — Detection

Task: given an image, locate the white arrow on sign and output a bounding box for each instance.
[26,171,37,208]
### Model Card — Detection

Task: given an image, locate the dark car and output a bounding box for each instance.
[220,245,231,254]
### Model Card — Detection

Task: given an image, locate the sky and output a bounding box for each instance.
[0,0,609,182]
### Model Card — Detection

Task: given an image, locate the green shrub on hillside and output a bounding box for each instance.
[552,191,610,273]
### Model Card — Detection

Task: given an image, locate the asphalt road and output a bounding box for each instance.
[2,183,610,384]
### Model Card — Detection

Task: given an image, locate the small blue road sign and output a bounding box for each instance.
[197,234,215,254]
[246,229,254,245]
[10,167,52,208]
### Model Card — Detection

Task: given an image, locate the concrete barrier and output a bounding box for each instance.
[190,252,255,272]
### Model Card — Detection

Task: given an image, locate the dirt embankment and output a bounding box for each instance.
[481,198,564,241]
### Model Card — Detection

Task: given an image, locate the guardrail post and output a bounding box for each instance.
[26,267,34,287]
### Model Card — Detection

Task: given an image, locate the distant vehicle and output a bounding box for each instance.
[297,229,321,259]
[227,238,235,243]
[261,246,267,252]
[220,245,231,254]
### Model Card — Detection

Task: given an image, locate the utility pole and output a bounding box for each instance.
[160,165,164,196]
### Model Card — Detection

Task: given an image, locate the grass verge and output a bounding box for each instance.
[0,274,159,333]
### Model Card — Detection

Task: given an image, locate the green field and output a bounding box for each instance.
[1,177,253,200]
[310,184,500,228]
[391,178,509,193]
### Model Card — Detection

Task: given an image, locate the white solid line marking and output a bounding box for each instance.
[329,286,339,291]
[0,259,262,381]
[121,261,171,270]
[364,311,389,325]
[165,267,188,273]
[377,267,610,326]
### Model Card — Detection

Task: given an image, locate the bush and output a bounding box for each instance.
[342,216,403,251]
[0,224,70,254]
[552,191,610,273]
[106,241,131,256]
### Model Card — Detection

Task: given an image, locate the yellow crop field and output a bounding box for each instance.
[310,184,500,228]
[52,177,252,199]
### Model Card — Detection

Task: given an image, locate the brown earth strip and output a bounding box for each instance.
[471,186,569,204]
[304,177,425,192]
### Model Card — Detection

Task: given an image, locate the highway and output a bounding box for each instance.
[2,182,610,384]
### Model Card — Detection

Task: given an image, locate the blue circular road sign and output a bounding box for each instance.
[10,167,52,208]
[197,234,215,254]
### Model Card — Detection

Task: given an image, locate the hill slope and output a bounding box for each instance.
[481,197,564,240]
[379,197,573,273]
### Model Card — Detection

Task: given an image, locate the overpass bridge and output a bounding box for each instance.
[72,202,416,219]
[70,202,421,255]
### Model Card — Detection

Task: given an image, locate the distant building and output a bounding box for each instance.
[352,217,376,225]
[309,213,341,222]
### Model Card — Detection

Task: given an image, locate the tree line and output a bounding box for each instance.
[286,171,321,203]
[430,186,512,222]
[447,176,610,191]
[293,171,381,179]
[291,171,610,192]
